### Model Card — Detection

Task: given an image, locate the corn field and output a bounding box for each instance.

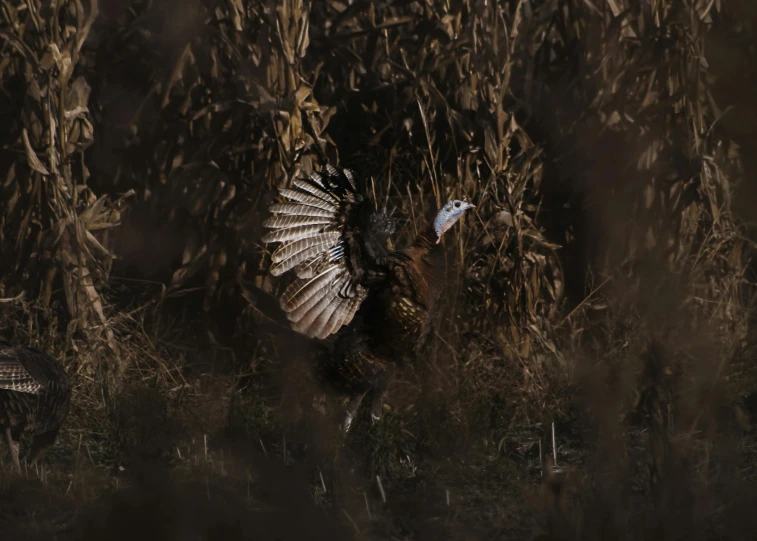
[1,0,757,540]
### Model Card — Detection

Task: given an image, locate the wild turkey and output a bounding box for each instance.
[262,165,473,431]
[0,341,71,470]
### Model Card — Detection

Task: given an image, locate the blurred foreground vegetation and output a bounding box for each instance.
[2,0,757,539]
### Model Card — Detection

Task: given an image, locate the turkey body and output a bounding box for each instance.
[262,165,472,431]
[324,230,444,378]
[0,343,71,469]
[316,230,446,425]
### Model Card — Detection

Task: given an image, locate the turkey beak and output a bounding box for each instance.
[462,202,475,211]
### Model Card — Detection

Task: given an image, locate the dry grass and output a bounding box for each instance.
[1,0,757,539]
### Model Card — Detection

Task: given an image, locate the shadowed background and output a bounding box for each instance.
[1,0,757,539]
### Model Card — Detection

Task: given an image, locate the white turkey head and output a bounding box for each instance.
[433,199,475,240]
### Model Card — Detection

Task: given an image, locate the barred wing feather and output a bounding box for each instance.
[263,166,380,339]
[0,353,42,395]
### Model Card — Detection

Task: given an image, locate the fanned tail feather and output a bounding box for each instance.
[323,164,359,199]
[292,178,339,203]
[287,281,333,323]
[271,244,336,276]
[294,256,326,279]
[271,232,341,265]
[268,203,334,218]
[262,224,325,244]
[262,215,332,229]
[278,189,337,212]
[341,168,358,191]
[320,297,352,338]
[263,165,381,339]
[339,278,358,298]
[306,273,352,338]
[318,296,351,338]
[281,265,342,311]
[332,289,366,334]
[309,171,326,187]
[292,282,342,338]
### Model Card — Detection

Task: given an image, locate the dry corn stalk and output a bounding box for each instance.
[85,0,334,315]
[0,1,132,351]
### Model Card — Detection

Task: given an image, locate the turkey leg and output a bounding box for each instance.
[343,390,369,433]
[30,429,58,467]
[4,427,20,472]
[369,365,396,424]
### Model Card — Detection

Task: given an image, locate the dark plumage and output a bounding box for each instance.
[0,341,71,470]
[262,165,473,431]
